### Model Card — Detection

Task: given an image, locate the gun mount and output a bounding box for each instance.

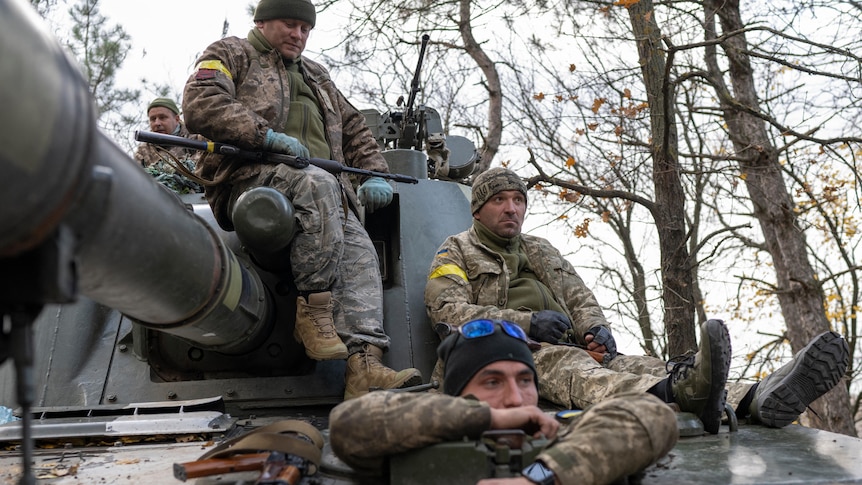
[361,35,480,182]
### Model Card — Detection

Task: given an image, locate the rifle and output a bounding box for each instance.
[397,34,430,150]
[173,450,307,484]
[134,130,419,184]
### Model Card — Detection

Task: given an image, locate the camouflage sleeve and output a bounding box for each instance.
[536,394,677,484]
[425,238,532,331]
[182,38,269,150]
[329,392,491,471]
[335,91,389,177]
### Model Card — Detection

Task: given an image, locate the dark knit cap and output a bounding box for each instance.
[437,322,538,396]
[147,97,179,115]
[471,167,528,214]
[254,0,317,27]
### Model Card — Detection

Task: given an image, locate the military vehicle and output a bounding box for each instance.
[1,0,861,483]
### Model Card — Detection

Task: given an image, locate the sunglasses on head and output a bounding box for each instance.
[436,319,540,350]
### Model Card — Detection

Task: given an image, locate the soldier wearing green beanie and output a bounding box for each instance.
[184,0,422,399]
[253,0,316,27]
[134,97,204,194]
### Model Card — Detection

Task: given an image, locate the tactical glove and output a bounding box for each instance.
[529,310,572,343]
[264,128,310,158]
[585,325,618,360]
[357,177,393,212]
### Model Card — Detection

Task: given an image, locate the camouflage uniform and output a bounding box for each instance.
[182,34,391,351]
[133,123,204,194]
[329,391,678,484]
[425,227,755,409]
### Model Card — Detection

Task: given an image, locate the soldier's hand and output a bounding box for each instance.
[357,177,393,212]
[264,128,310,158]
[489,405,559,439]
[585,325,617,360]
[529,310,571,343]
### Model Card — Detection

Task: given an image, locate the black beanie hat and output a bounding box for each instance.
[437,321,538,396]
[254,0,317,27]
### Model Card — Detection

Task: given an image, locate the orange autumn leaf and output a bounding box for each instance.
[565,156,576,168]
[591,98,606,113]
[534,92,545,101]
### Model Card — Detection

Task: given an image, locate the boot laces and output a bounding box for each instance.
[303,305,338,337]
[666,354,696,384]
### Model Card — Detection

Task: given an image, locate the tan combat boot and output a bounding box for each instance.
[344,344,423,400]
[294,291,348,361]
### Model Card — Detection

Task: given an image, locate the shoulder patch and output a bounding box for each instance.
[436,248,450,257]
[194,60,233,81]
[429,264,467,282]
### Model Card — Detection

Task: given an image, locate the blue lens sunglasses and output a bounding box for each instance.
[435,319,541,350]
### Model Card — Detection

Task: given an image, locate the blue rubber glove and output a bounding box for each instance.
[357,177,393,212]
[263,129,310,158]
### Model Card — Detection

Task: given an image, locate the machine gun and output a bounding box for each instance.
[397,33,430,151]
[135,131,419,184]
[361,34,479,181]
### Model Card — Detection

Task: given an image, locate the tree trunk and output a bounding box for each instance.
[626,0,697,357]
[703,0,855,435]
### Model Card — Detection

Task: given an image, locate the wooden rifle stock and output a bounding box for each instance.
[173,452,270,481]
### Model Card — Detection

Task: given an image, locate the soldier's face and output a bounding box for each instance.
[257,19,311,60]
[460,361,538,409]
[148,107,180,134]
[473,190,526,239]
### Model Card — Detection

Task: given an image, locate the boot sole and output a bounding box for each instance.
[700,319,732,434]
[756,331,849,428]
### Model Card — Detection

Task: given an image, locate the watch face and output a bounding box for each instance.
[522,461,556,485]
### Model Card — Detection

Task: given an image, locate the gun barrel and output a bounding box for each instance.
[0,0,270,353]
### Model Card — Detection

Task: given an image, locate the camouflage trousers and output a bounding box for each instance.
[535,346,755,411]
[230,163,389,352]
[539,393,678,485]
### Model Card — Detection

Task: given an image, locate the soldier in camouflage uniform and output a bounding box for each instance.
[182,0,421,399]
[134,97,203,194]
[330,320,679,485]
[425,167,850,432]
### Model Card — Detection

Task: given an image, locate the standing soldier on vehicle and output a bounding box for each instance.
[182,0,422,399]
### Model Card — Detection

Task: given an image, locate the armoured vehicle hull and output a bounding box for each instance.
[1,0,861,483]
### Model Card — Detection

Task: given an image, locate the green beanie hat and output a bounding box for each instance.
[254,0,316,27]
[471,167,528,214]
[147,97,179,115]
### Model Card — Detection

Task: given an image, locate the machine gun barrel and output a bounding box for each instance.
[136,131,419,184]
[404,34,430,121]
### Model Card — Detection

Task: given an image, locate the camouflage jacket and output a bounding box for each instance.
[182,34,388,230]
[329,391,677,484]
[133,123,201,170]
[425,225,610,343]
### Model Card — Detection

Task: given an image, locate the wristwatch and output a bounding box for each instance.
[521,461,557,485]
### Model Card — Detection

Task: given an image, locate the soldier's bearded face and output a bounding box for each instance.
[459,361,539,409]
[473,190,526,239]
[257,18,311,60]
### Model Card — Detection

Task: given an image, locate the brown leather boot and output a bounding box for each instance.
[294,291,348,361]
[344,344,423,400]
